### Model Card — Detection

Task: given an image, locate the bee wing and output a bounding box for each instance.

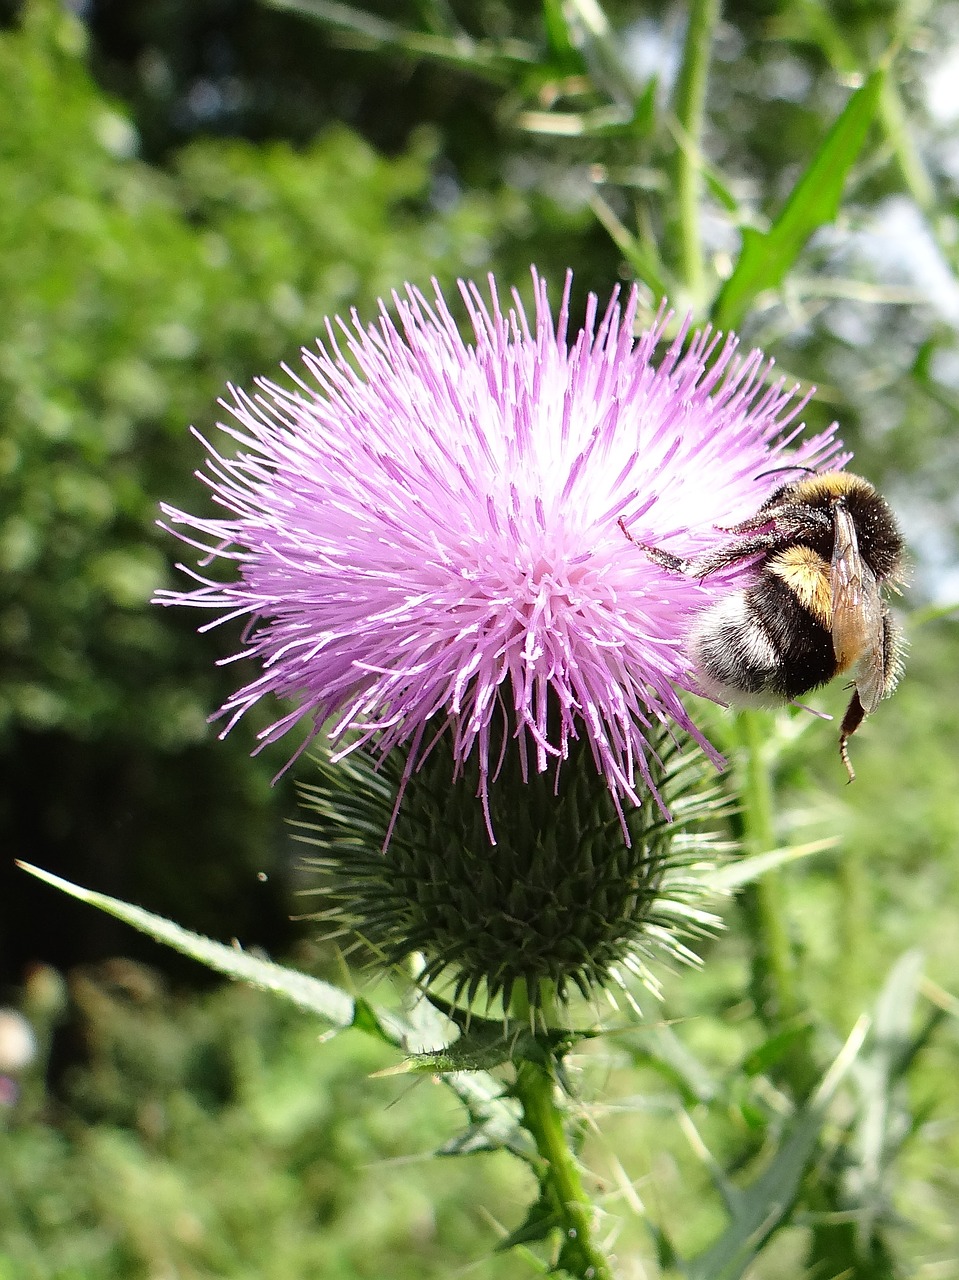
[830,503,885,713]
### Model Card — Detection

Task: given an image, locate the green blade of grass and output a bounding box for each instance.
[589,191,672,301]
[711,66,885,333]
[261,0,537,80]
[703,836,841,893]
[542,0,583,74]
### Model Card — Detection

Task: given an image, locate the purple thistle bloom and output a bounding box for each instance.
[156,270,845,827]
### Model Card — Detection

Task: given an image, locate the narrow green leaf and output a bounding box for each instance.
[541,0,583,73]
[703,837,839,893]
[396,1022,576,1076]
[740,1021,814,1077]
[387,1040,513,1075]
[712,67,885,332]
[589,192,672,301]
[17,861,376,1035]
[261,0,536,80]
[351,995,408,1046]
[703,163,744,215]
[646,1219,684,1271]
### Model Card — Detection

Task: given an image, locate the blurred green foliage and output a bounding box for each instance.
[1,0,958,1274]
[2,966,533,1279]
[0,0,525,749]
[2,936,956,1278]
[0,0,559,959]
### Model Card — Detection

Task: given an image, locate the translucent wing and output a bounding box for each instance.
[830,502,885,713]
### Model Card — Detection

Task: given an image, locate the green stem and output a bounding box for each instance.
[512,1057,613,1280]
[837,834,868,1016]
[735,710,801,1027]
[879,75,935,213]
[735,711,821,1098]
[670,0,720,306]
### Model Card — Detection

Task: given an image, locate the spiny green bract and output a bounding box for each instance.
[295,727,733,1016]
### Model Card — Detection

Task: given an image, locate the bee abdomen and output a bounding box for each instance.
[691,578,834,704]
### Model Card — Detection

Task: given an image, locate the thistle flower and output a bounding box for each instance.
[156,270,844,829]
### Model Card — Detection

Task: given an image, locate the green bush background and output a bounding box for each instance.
[2,0,958,1275]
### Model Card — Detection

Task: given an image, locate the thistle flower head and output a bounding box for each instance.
[157,270,844,826]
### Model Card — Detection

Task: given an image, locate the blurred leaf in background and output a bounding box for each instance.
[3,968,534,1280]
[1,0,958,1275]
[0,0,558,970]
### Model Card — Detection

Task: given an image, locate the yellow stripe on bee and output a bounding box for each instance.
[770,547,833,626]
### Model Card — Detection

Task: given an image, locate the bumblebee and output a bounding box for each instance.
[622,472,905,779]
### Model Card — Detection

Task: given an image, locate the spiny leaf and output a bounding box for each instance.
[436,1070,532,1160]
[495,1189,561,1252]
[681,1016,870,1280]
[17,861,400,1039]
[395,1022,581,1075]
[438,1112,523,1157]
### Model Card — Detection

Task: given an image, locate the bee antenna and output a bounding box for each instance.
[754,463,818,482]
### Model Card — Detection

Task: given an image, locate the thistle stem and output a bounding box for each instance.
[735,711,819,1097]
[671,0,720,305]
[736,710,801,1026]
[512,1057,613,1280]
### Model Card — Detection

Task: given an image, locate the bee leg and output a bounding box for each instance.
[720,502,831,538]
[838,690,866,783]
[617,518,690,572]
[619,520,799,578]
[791,701,833,721]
